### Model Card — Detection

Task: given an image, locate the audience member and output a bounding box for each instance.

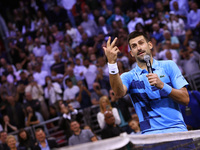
[91,82,108,105]
[101,111,124,139]
[110,89,133,133]
[5,95,25,129]
[0,131,9,150]
[17,129,36,150]
[63,78,80,109]
[97,96,121,129]
[2,115,17,133]
[80,12,98,37]
[34,128,58,150]
[6,135,20,150]
[44,76,62,107]
[128,118,141,135]
[25,106,40,127]
[68,120,97,146]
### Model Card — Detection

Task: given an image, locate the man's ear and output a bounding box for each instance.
[148,41,153,50]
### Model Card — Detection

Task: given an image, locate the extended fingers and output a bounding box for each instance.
[106,37,111,47]
[110,37,118,48]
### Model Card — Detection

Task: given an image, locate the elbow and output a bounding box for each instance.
[184,97,190,106]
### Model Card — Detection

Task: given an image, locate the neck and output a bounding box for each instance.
[10,148,17,150]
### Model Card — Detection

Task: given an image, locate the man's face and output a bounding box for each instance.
[129,35,153,62]
[0,132,7,143]
[104,112,115,126]
[35,130,46,142]
[70,121,80,132]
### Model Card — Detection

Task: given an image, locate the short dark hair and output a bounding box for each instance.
[127,31,149,47]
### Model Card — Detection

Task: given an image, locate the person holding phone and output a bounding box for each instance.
[97,96,121,129]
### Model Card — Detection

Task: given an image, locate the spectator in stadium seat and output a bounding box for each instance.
[24,92,41,112]
[162,30,180,51]
[34,128,58,150]
[68,120,97,146]
[91,82,108,105]
[63,78,80,109]
[58,103,80,145]
[6,135,21,150]
[25,74,49,120]
[18,129,36,150]
[101,111,124,139]
[97,96,121,129]
[2,115,17,133]
[25,106,40,127]
[50,52,65,75]
[0,131,9,150]
[5,95,25,129]
[80,12,98,38]
[32,38,46,58]
[128,118,141,135]
[110,89,133,133]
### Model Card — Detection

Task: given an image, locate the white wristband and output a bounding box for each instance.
[108,62,119,75]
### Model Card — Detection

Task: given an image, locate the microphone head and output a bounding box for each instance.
[144,55,151,63]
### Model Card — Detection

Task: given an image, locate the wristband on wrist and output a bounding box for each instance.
[108,62,119,75]
[161,83,172,95]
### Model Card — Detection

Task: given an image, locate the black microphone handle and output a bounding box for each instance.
[146,60,153,73]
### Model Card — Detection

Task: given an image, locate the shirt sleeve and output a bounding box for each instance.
[167,60,188,89]
[120,72,130,92]
[97,112,105,129]
[112,108,121,125]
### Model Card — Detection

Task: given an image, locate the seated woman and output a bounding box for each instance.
[17,129,36,150]
[6,135,18,150]
[97,96,121,129]
[25,105,40,127]
[2,115,17,133]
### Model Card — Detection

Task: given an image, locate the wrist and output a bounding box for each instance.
[161,83,172,95]
[108,62,119,75]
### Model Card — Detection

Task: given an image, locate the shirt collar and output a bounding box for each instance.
[135,59,158,75]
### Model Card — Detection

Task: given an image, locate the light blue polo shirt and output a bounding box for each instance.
[121,59,188,134]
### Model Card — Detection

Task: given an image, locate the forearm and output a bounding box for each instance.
[169,87,189,106]
[109,74,126,97]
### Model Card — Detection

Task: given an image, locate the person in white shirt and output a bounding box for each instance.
[82,58,97,90]
[33,63,49,86]
[63,78,80,109]
[65,22,82,49]
[127,11,144,34]
[44,76,62,106]
[32,38,46,57]
[43,45,55,74]
[97,96,121,129]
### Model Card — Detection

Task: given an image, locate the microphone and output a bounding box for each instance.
[144,55,153,73]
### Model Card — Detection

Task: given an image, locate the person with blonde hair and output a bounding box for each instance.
[6,135,17,150]
[97,95,121,129]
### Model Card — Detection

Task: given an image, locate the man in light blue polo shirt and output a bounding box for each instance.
[103,31,189,135]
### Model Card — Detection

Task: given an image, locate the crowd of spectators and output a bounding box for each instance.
[0,0,200,148]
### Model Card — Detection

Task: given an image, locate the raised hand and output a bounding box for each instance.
[103,37,120,64]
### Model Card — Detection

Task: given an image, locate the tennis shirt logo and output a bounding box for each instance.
[160,75,165,78]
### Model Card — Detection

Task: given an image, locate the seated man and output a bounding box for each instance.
[68,120,97,146]
[33,128,58,150]
[101,111,124,139]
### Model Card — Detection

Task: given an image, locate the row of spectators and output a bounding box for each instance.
[0,0,200,148]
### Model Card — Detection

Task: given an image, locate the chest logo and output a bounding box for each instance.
[160,75,165,78]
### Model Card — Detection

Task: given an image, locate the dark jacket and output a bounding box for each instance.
[33,138,58,150]
[111,97,132,122]
[101,124,124,139]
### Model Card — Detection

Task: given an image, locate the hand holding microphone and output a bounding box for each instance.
[144,55,164,89]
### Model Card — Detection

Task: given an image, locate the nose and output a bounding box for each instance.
[137,44,142,50]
